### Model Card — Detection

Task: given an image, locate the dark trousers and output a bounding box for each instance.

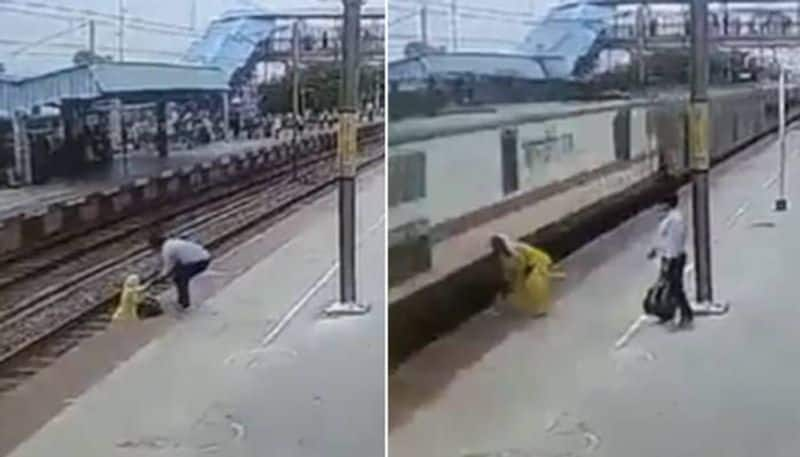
[663,253,693,323]
[173,259,210,308]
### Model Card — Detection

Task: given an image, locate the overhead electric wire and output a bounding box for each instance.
[0,7,200,39]
[2,47,251,65]
[0,2,382,73]
[0,0,197,33]
[0,37,87,50]
[388,1,557,26]
[389,5,603,28]
[389,33,520,45]
[0,37,187,58]
[122,22,202,38]
[389,9,420,26]
[9,20,87,57]
[391,0,538,19]
[0,4,91,22]
[0,4,202,38]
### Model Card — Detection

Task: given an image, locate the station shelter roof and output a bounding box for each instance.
[388,52,567,83]
[0,62,230,115]
[182,10,278,81]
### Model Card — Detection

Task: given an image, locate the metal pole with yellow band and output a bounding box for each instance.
[689,0,713,305]
[689,0,727,315]
[776,65,789,212]
[326,0,369,316]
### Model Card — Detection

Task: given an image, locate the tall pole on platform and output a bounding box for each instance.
[89,20,96,55]
[292,21,300,119]
[451,0,458,51]
[420,3,428,45]
[635,5,646,87]
[777,65,789,211]
[326,0,369,315]
[117,0,125,62]
[292,20,301,180]
[689,0,718,308]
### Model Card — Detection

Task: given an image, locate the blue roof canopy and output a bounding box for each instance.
[91,62,229,93]
[389,52,565,82]
[517,2,614,75]
[0,62,229,114]
[183,11,278,80]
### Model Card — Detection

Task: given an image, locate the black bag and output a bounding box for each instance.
[643,267,676,322]
[138,296,163,319]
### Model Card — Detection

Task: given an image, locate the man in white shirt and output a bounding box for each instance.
[648,193,693,327]
[149,231,211,310]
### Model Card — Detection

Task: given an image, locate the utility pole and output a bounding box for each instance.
[334,18,341,64]
[190,0,197,30]
[118,0,125,62]
[797,0,800,36]
[325,0,369,316]
[636,5,647,87]
[689,0,723,311]
[777,64,789,211]
[421,3,428,45]
[291,20,301,181]
[451,0,458,52]
[292,21,300,119]
[89,20,96,55]
[374,70,381,112]
[722,0,729,36]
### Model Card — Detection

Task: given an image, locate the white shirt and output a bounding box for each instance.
[655,208,686,259]
[161,238,210,276]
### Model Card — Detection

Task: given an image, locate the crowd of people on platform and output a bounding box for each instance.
[0,99,383,188]
[612,11,798,40]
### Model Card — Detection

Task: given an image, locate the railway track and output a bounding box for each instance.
[0,136,384,394]
[0,132,350,315]
[0,146,342,322]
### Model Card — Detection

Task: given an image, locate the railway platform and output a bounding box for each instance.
[389,126,800,456]
[0,132,331,220]
[2,165,385,457]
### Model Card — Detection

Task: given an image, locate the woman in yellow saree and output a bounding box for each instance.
[113,274,162,320]
[113,274,148,321]
[490,234,564,316]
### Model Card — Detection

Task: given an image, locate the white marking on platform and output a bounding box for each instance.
[727,202,749,227]
[259,215,386,347]
[203,268,231,277]
[217,234,273,263]
[614,314,649,350]
[260,261,339,347]
[224,341,299,368]
[229,419,246,440]
[583,429,601,452]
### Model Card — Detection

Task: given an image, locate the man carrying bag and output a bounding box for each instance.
[645,193,693,328]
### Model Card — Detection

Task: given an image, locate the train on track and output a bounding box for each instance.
[648,84,800,176]
[388,84,800,367]
[388,84,800,234]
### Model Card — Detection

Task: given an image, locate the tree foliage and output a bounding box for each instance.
[258,63,384,114]
[588,48,757,91]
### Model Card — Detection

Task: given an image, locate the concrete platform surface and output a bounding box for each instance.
[389,126,800,457]
[0,132,330,219]
[6,166,385,457]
